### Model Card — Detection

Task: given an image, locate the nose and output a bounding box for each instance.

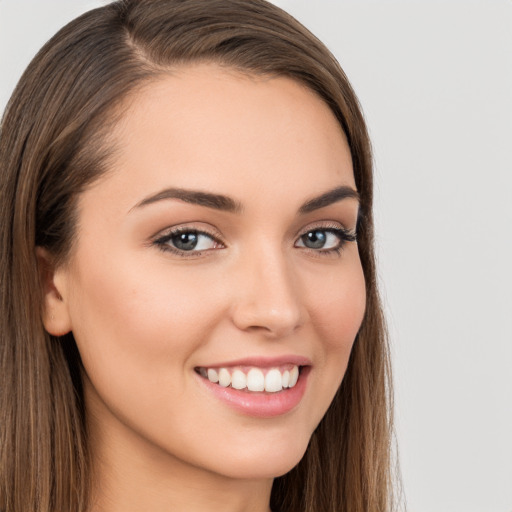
[230,247,307,338]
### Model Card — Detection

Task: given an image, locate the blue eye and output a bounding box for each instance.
[295,228,356,253]
[155,229,221,254]
[154,225,356,257]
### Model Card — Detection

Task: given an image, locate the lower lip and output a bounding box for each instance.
[196,367,310,418]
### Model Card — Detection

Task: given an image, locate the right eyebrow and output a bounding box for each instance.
[130,187,244,214]
[298,186,360,214]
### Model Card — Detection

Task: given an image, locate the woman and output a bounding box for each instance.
[0,1,394,511]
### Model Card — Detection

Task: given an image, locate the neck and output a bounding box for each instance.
[90,466,273,512]
[86,401,273,512]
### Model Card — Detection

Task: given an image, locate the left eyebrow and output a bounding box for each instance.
[298,186,360,214]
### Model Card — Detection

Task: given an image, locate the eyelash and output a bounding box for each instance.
[153,226,223,258]
[153,224,357,258]
[296,224,357,257]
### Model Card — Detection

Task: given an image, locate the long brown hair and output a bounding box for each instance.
[0,1,395,511]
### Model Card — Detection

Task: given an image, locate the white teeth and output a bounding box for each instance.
[265,368,283,393]
[203,365,301,392]
[247,368,265,392]
[231,369,247,390]
[218,368,231,387]
[289,366,299,388]
[207,368,219,383]
[282,370,290,388]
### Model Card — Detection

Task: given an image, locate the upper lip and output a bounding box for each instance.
[196,355,312,369]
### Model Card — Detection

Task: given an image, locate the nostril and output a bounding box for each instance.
[230,299,305,338]
[228,259,307,336]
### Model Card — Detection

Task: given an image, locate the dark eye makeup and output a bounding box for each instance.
[153,226,222,256]
[296,226,356,255]
[153,224,357,258]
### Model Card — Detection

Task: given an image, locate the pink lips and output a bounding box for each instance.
[195,356,311,418]
[202,355,312,369]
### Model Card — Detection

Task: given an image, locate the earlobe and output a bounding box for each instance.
[36,247,72,336]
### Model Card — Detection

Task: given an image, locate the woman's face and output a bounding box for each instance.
[51,64,366,482]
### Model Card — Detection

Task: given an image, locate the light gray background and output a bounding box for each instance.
[1,1,511,511]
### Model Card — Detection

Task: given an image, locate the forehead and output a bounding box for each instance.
[86,63,355,213]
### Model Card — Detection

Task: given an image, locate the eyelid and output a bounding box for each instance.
[151,223,226,257]
[150,220,356,258]
[152,223,224,242]
[295,220,355,238]
[293,220,357,256]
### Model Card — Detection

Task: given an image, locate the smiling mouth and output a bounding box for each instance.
[195,365,303,393]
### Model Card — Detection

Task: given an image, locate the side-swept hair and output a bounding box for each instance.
[0,1,394,511]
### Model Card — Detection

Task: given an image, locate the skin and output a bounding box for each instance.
[42,64,366,512]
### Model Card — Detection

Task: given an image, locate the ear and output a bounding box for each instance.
[36,247,72,336]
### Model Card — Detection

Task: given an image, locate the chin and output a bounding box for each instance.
[204,432,311,480]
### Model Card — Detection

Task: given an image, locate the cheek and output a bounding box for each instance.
[66,253,226,384]
[302,252,366,409]
[307,256,366,351]
[66,254,228,432]
[74,250,213,326]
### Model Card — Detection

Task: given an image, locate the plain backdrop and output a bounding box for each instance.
[1,1,511,511]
